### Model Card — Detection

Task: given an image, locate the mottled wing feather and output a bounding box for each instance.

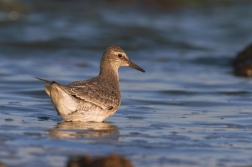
[68,80,88,87]
[58,84,120,110]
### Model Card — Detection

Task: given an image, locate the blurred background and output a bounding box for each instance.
[1,0,252,167]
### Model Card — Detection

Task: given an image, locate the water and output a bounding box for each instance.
[1,1,252,167]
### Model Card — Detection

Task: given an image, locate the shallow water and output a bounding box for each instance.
[1,1,252,167]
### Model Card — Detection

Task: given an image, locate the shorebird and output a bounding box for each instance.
[36,45,145,122]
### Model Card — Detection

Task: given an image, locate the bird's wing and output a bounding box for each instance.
[36,77,120,110]
[35,77,55,85]
[58,83,120,110]
[68,80,88,87]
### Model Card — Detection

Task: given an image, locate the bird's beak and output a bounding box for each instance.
[128,60,145,73]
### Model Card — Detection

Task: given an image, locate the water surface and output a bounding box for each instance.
[1,1,252,167]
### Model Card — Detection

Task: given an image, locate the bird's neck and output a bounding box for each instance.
[99,63,120,89]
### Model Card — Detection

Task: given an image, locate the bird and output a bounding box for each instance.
[36,45,145,122]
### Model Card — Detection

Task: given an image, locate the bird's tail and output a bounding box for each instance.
[35,77,55,85]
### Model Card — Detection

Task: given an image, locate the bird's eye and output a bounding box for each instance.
[118,54,123,58]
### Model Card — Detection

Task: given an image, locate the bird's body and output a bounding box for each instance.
[37,45,145,122]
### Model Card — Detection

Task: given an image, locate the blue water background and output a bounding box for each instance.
[0,1,252,167]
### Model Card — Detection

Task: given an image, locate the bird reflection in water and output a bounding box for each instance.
[49,122,119,143]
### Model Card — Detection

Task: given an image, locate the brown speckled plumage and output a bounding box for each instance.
[36,45,145,122]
